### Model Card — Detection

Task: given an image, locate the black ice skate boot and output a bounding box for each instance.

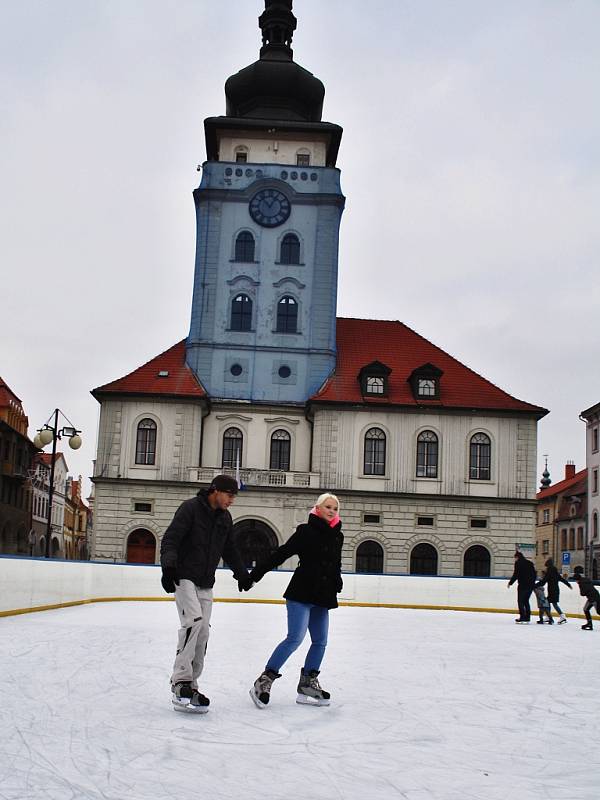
[250,668,281,708]
[581,622,593,630]
[296,669,331,706]
[171,681,210,714]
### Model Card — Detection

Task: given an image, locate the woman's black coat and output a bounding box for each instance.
[539,564,571,603]
[250,513,343,609]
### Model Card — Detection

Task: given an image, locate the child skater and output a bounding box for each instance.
[533,572,553,624]
[249,493,343,708]
[572,566,600,631]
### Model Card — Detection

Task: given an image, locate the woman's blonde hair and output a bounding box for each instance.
[315,492,339,510]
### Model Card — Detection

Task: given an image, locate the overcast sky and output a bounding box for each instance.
[2,0,599,499]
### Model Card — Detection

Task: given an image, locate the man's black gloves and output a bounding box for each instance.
[161,567,179,594]
[238,573,253,592]
[337,576,343,593]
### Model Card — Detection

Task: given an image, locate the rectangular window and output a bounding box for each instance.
[417,516,435,526]
[363,513,381,524]
[542,540,549,554]
[568,528,575,550]
[134,502,152,513]
[593,427,599,453]
[470,518,488,529]
[561,529,567,550]
[542,508,550,524]
[296,153,310,166]
[235,152,248,163]
[577,527,584,550]
[594,468,599,495]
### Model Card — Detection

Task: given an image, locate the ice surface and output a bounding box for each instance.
[0,601,598,800]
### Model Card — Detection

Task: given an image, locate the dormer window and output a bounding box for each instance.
[358,361,392,397]
[408,363,443,401]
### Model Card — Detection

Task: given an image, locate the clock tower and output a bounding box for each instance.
[186,0,344,403]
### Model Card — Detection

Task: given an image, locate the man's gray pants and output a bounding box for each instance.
[170,580,213,688]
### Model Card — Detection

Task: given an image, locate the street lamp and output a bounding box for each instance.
[33,409,82,559]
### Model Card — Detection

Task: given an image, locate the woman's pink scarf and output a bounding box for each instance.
[310,505,341,528]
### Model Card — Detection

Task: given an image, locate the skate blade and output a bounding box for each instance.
[296,693,330,707]
[249,688,268,709]
[172,699,209,714]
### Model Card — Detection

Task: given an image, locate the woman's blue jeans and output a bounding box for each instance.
[266,600,329,673]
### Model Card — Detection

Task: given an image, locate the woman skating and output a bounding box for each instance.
[249,493,343,708]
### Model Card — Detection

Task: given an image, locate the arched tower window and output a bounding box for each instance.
[230,294,252,331]
[222,427,243,469]
[276,296,298,333]
[280,233,300,265]
[235,231,255,263]
[270,429,291,471]
[469,433,491,480]
[135,419,157,465]
[356,540,384,573]
[410,543,438,575]
[416,430,438,478]
[463,545,491,577]
[364,428,386,476]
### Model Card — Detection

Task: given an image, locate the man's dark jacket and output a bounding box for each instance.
[160,490,246,588]
[508,555,536,590]
[250,513,343,609]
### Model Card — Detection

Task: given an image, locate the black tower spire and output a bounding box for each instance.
[259,0,297,59]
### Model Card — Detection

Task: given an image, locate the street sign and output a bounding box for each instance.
[562,551,571,565]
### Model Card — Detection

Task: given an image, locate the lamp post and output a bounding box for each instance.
[33,409,82,559]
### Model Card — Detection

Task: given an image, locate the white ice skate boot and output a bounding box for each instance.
[250,668,281,708]
[296,668,331,706]
[171,681,210,714]
[558,614,567,624]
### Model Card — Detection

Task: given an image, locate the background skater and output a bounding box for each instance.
[572,566,600,631]
[537,557,572,623]
[160,475,252,712]
[508,550,536,623]
[249,493,343,709]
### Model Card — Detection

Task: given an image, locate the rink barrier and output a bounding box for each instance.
[0,555,587,619]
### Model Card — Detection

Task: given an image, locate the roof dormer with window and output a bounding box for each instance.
[408,363,443,401]
[358,361,392,398]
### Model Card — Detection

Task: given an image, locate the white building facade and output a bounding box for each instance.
[581,401,600,577]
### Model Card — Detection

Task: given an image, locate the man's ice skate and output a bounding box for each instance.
[296,668,330,706]
[581,622,593,631]
[249,668,281,708]
[171,681,210,714]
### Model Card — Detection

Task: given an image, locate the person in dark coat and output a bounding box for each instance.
[507,551,537,623]
[160,474,252,713]
[538,557,572,623]
[572,567,600,630]
[249,492,343,708]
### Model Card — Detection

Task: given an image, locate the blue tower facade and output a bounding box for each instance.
[186,1,344,403]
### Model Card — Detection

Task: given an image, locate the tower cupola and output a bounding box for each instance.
[224,0,325,122]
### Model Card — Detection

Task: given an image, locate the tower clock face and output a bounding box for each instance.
[249,189,291,227]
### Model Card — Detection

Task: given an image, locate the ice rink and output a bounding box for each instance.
[1,600,598,800]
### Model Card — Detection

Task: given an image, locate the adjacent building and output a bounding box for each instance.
[535,462,587,574]
[580,401,600,578]
[91,1,548,576]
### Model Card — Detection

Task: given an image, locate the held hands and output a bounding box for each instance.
[161,567,179,594]
[238,573,254,592]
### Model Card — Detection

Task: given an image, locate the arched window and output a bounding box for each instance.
[280,233,300,265]
[276,296,298,333]
[230,294,252,331]
[364,428,386,475]
[222,427,243,469]
[233,519,279,569]
[463,545,491,577]
[234,145,248,163]
[416,430,438,478]
[356,540,384,573]
[469,433,491,480]
[235,231,255,262]
[270,429,291,471]
[410,543,438,575]
[135,419,157,465]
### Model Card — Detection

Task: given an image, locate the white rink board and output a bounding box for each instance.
[0,555,584,617]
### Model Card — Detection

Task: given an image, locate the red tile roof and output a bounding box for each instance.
[92,340,205,399]
[537,469,587,501]
[312,318,547,416]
